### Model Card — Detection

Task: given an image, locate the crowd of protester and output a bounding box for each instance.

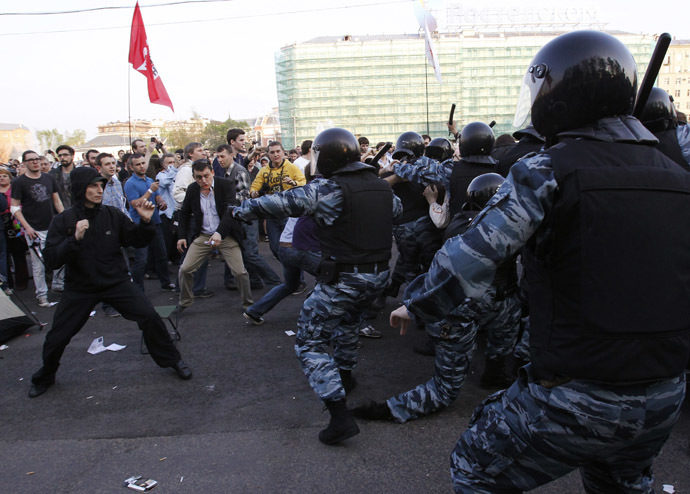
[4,32,690,490]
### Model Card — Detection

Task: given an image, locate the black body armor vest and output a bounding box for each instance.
[319,169,393,264]
[448,159,496,216]
[524,139,690,383]
[392,181,428,225]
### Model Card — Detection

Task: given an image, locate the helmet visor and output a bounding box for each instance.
[311,146,322,175]
[513,63,549,128]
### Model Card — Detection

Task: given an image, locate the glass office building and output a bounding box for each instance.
[275,30,654,148]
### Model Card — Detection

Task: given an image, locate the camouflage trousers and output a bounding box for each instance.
[294,269,389,402]
[391,217,443,288]
[451,364,686,493]
[387,292,521,423]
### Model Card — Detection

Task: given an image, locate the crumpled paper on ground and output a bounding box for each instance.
[87,336,126,354]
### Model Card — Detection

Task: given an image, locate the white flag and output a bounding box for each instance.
[414,0,442,83]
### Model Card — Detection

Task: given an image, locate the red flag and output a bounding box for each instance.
[128,2,174,111]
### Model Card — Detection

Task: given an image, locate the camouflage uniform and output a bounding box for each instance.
[387,287,521,423]
[391,214,441,288]
[679,124,690,167]
[234,179,402,402]
[400,125,686,491]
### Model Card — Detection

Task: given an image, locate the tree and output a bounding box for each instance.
[160,127,201,151]
[201,115,250,149]
[64,129,86,147]
[36,129,64,151]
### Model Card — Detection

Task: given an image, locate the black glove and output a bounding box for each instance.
[349,398,393,421]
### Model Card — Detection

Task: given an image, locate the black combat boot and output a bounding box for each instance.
[479,355,513,390]
[339,369,358,394]
[319,399,360,445]
[349,398,393,421]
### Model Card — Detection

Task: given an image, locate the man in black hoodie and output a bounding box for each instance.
[28,167,192,398]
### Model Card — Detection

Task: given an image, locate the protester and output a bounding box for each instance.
[28,167,192,398]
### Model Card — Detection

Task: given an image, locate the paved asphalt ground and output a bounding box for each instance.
[1,242,689,493]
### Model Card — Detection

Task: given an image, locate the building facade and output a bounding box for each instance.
[0,124,31,163]
[658,40,690,118]
[275,30,655,148]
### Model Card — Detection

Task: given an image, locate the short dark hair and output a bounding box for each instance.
[421,134,431,141]
[267,140,284,151]
[22,150,38,161]
[300,140,313,155]
[128,153,145,166]
[184,142,203,160]
[95,152,114,167]
[161,153,175,161]
[216,144,232,154]
[376,141,386,150]
[358,137,369,146]
[192,159,212,173]
[55,144,75,155]
[86,149,99,158]
[131,139,144,150]
[226,128,245,144]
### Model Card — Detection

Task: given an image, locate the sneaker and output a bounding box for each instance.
[103,306,121,318]
[37,296,52,307]
[359,324,382,339]
[193,289,214,298]
[3,288,13,296]
[161,283,177,291]
[292,281,308,296]
[243,312,264,326]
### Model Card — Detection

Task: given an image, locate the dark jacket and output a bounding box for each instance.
[50,166,74,208]
[177,176,243,244]
[44,167,155,292]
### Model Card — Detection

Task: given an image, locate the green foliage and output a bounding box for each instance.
[64,129,86,147]
[36,129,64,151]
[201,116,251,150]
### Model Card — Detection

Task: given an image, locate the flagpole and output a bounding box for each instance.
[425,40,430,136]
[128,66,132,148]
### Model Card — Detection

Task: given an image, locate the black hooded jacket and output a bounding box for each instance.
[44,167,155,292]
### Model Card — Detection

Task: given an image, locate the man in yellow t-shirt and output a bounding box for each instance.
[249,141,306,258]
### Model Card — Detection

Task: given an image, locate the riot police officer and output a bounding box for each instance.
[233,128,401,445]
[390,121,497,230]
[350,172,521,423]
[640,87,690,170]
[390,30,690,492]
[384,132,443,299]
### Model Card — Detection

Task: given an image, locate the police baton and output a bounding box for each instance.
[488,120,496,128]
[448,103,456,136]
[370,142,392,170]
[633,32,672,118]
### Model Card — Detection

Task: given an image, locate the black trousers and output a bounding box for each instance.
[31,281,181,386]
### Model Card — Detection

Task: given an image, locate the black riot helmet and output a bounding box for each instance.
[312,128,361,178]
[513,30,638,138]
[464,173,505,211]
[392,131,425,161]
[424,137,454,161]
[459,122,495,157]
[640,87,678,133]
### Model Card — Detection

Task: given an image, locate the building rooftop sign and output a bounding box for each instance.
[434,3,604,32]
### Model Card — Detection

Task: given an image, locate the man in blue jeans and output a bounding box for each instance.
[243,216,319,325]
[124,153,175,292]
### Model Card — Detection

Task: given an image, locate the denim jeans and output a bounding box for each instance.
[225,221,281,287]
[265,217,287,260]
[132,223,171,291]
[246,246,320,317]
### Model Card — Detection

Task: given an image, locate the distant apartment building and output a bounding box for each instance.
[658,40,690,117]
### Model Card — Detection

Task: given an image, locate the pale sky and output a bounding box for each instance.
[0,0,687,140]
